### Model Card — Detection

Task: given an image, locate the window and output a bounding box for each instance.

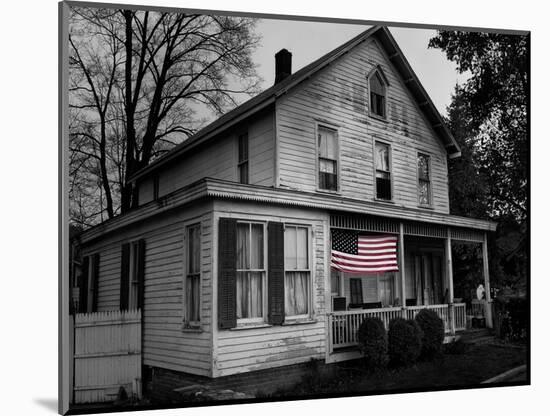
[375,141,391,200]
[186,224,201,325]
[378,274,394,307]
[369,71,386,118]
[284,225,310,317]
[238,133,249,184]
[79,253,99,313]
[318,126,338,191]
[418,153,431,205]
[128,242,140,310]
[350,278,363,305]
[236,222,265,321]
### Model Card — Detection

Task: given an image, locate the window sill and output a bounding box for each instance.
[182,325,202,333]
[368,113,388,123]
[316,189,341,196]
[374,198,395,204]
[282,318,317,326]
[230,323,272,331]
[417,204,434,210]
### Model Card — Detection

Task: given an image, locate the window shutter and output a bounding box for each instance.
[120,243,130,311]
[268,222,285,325]
[218,218,237,329]
[136,239,146,310]
[79,256,89,314]
[91,253,100,312]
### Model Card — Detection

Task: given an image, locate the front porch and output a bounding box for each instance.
[325,214,494,363]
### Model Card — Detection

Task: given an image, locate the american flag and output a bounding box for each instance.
[331,229,399,274]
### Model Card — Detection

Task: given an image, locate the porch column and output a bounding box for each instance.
[445,228,456,334]
[482,232,493,328]
[399,222,407,318]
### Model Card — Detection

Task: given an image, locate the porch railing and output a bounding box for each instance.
[328,303,467,352]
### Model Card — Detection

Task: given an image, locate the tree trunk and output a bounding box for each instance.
[121,9,136,213]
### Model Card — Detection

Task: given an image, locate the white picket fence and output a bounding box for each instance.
[72,309,142,404]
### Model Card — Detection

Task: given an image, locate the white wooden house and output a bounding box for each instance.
[76,26,496,393]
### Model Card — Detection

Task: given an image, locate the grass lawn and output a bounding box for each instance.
[270,343,527,398]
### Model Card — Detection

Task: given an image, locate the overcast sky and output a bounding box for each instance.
[251,18,470,117]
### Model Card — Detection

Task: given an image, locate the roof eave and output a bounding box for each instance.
[373,27,461,157]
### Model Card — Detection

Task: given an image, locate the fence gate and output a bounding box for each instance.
[72,309,142,404]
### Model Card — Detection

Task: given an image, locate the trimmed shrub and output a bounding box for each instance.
[415,309,445,358]
[357,317,388,369]
[387,318,423,366]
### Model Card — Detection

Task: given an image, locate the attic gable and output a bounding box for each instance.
[131,26,460,182]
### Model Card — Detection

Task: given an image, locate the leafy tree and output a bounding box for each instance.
[69,6,261,226]
[429,31,528,292]
[430,31,528,222]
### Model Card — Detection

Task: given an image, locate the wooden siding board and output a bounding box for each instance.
[277,39,450,213]
[80,203,215,377]
[213,202,329,376]
[135,111,274,203]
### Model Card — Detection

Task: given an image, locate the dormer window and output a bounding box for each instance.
[368,69,387,119]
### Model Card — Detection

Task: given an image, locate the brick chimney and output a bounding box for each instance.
[274,49,292,84]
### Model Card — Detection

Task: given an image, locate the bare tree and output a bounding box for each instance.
[68,6,262,226]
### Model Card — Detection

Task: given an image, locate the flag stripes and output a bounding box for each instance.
[331,230,399,274]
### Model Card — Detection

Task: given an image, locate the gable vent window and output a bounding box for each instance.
[238,132,249,184]
[369,71,387,118]
[418,153,432,206]
[375,141,392,200]
[318,126,338,191]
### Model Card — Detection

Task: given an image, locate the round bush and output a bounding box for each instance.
[388,318,423,366]
[415,309,445,358]
[357,317,388,369]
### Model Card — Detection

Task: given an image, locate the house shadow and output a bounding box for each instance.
[33,398,58,413]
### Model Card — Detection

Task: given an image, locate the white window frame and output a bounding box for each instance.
[236,220,267,325]
[283,224,313,320]
[373,139,393,202]
[417,152,433,207]
[237,132,249,185]
[367,67,389,121]
[315,123,340,193]
[184,223,201,328]
[127,241,140,310]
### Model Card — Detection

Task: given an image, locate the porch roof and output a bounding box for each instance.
[79,178,497,244]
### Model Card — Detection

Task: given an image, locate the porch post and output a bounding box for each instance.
[399,222,407,318]
[445,228,456,334]
[482,232,493,328]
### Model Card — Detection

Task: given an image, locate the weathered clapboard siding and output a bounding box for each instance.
[212,201,329,377]
[137,111,275,205]
[277,38,450,213]
[80,202,215,377]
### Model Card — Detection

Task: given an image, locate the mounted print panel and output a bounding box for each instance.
[60,1,529,414]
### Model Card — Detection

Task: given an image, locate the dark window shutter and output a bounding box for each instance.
[268,222,285,325]
[120,243,130,311]
[218,218,237,329]
[91,253,100,312]
[136,239,146,310]
[79,256,89,313]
